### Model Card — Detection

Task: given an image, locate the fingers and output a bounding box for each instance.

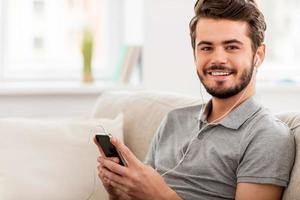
[110,137,141,166]
[97,157,121,184]
[97,162,132,199]
[97,156,120,164]
[100,156,129,176]
[100,165,127,187]
[97,165,110,187]
[110,180,131,196]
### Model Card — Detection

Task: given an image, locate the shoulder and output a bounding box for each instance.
[240,106,295,158]
[246,107,292,139]
[166,104,203,121]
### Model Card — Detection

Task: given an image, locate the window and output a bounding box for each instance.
[0,0,142,82]
[258,0,300,84]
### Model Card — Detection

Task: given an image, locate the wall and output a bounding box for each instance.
[256,85,300,113]
[143,0,199,96]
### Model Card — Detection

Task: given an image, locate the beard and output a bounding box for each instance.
[197,61,255,99]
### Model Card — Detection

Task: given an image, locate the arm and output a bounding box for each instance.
[98,137,182,200]
[236,121,295,200]
[235,183,284,200]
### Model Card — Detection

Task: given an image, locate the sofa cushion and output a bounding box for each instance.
[92,91,200,161]
[277,113,300,200]
[0,114,123,200]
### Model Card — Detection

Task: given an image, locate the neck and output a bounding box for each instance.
[207,85,255,123]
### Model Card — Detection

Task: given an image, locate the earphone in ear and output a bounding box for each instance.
[252,58,259,74]
[254,55,260,68]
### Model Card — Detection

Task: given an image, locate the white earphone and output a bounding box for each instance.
[253,56,260,73]
[255,56,260,68]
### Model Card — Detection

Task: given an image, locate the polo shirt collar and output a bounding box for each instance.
[198,96,262,130]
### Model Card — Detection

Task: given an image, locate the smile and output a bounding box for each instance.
[207,70,234,76]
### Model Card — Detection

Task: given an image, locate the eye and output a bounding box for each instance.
[200,46,213,51]
[226,45,239,50]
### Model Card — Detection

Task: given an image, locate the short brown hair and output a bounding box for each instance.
[189,0,267,52]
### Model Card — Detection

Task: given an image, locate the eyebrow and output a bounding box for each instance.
[197,39,244,46]
[197,41,213,46]
[223,39,243,45]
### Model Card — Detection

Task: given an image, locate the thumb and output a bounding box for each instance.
[110,137,141,166]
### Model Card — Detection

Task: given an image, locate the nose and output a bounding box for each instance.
[210,47,228,66]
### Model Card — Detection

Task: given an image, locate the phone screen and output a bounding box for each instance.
[95,134,125,166]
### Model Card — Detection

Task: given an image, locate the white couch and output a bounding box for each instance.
[1,91,299,200]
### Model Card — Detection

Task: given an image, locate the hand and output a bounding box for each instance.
[98,156,132,200]
[97,137,182,200]
[94,137,130,200]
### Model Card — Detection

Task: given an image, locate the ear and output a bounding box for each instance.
[254,44,266,68]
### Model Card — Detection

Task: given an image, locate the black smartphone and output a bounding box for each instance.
[95,133,126,166]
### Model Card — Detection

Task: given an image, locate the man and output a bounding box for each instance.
[95,0,295,199]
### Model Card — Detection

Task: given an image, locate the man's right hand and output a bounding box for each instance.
[97,156,131,200]
[94,137,130,200]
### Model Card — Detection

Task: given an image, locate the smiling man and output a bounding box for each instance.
[96,0,295,200]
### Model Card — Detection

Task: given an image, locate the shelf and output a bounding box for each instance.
[0,81,142,96]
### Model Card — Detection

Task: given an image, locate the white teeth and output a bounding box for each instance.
[211,72,230,76]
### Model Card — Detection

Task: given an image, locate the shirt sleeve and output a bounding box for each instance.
[237,119,296,187]
[143,115,168,168]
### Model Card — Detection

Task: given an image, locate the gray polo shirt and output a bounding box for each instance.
[144,97,295,200]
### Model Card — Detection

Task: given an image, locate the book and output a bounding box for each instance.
[120,45,142,84]
[112,45,129,82]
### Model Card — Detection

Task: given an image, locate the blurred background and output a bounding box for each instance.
[0,0,299,117]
